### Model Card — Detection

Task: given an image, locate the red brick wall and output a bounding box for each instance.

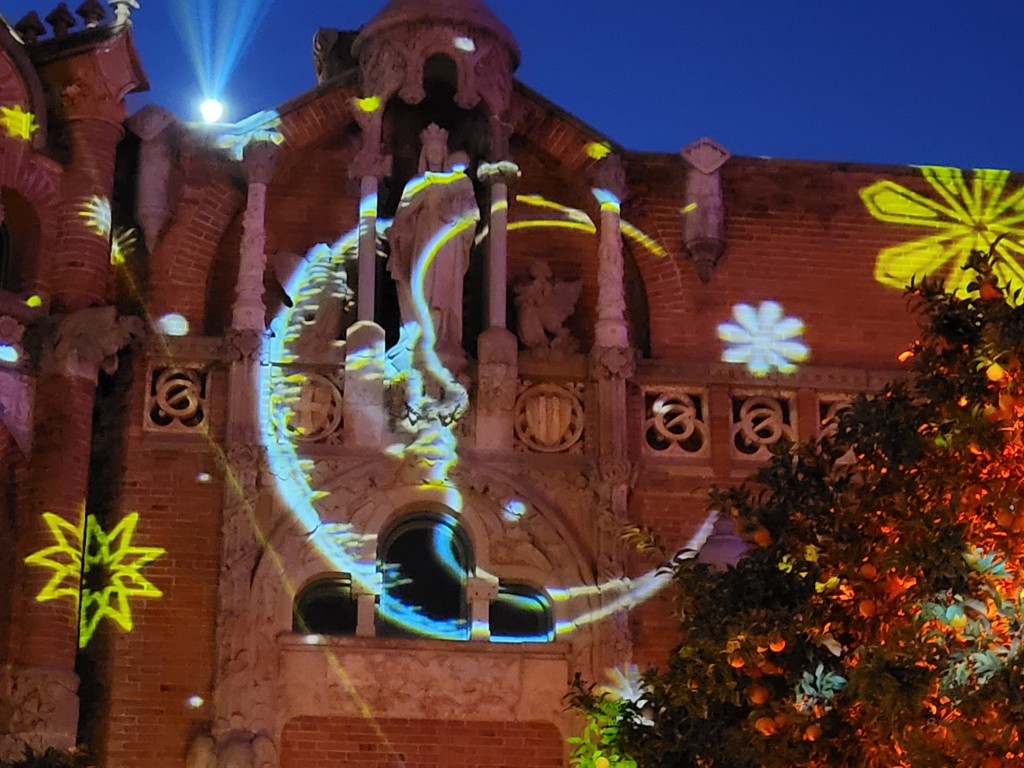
[280,717,564,768]
[93,354,226,768]
[628,157,928,368]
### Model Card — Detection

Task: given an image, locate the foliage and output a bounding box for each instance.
[567,679,639,768]
[0,747,92,768]
[575,251,1024,768]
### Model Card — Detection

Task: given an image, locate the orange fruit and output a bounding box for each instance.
[769,638,786,653]
[859,563,878,580]
[979,283,1003,301]
[986,363,1006,382]
[754,717,777,736]
[729,655,746,669]
[858,599,877,617]
[803,724,822,742]
[752,528,772,547]
[595,758,611,768]
[996,510,1014,529]
[748,684,770,705]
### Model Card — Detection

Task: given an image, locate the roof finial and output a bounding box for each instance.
[107,0,139,25]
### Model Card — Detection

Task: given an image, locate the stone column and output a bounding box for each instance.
[467,576,499,641]
[9,308,140,759]
[231,142,278,332]
[474,162,521,450]
[349,99,390,323]
[588,153,636,672]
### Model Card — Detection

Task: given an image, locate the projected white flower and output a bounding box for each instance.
[718,301,809,376]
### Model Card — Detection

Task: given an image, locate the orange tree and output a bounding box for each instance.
[572,254,1024,768]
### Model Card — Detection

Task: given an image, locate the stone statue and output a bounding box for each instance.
[386,124,479,367]
[513,260,582,361]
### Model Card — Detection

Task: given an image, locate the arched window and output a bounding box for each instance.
[0,221,17,292]
[292,575,357,636]
[377,513,472,640]
[490,583,553,643]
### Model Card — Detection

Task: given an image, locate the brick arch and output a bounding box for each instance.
[0,25,49,150]
[0,141,62,292]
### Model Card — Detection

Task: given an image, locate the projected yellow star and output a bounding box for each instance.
[23,512,84,605]
[861,166,1024,297]
[25,509,165,647]
[80,512,165,647]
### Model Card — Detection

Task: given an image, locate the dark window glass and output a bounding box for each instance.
[377,514,471,640]
[293,575,357,635]
[490,583,553,643]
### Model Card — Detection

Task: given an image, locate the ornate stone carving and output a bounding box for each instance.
[283,372,343,444]
[731,393,795,460]
[44,306,143,380]
[145,366,207,431]
[589,345,636,381]
[513,261,582,362]
[818,395,853,440]
[221,329,264,364]
[643,390,709,457]
[126,105,177,252]
[681,137,730,283]
[0,368,33,454]
[513,381,584,454]
[354,6,519,123]
[0,664,79,761]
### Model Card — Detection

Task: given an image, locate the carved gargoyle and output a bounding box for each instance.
[513,260,582,362]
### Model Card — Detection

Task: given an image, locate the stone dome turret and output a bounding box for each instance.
[353,0,520,68]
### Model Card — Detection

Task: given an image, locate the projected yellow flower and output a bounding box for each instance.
[25,509,165,647]
[0,105,39,140]
[861,166,1024,297]
[80,512,165,647]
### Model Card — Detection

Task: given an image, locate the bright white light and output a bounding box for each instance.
[200,98,224,124]
[196,472,211,484]
[157,313,190,336]
[186,695,204,709]
[453,36,476,52]
[0,344,18,363]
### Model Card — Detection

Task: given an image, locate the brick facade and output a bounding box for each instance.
[0,3,1014,767]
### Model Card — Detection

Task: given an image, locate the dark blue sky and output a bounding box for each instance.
[4,1,1023,169]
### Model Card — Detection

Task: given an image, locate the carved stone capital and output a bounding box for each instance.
[48,32,144,126]
[42,306,144,380]
[221,329,264,364]
[589,345,636,381]
[592,154,628,201]
[476,160,520,188]
[348,149,392,181]
[243,141,279,186]
[0,664,80,761]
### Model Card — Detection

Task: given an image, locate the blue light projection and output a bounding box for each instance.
[167,0,275,114]
[260,175,706,643]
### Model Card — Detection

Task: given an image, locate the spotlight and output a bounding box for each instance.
[200,98,224,124]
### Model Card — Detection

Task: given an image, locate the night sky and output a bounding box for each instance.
[3,0,1023,170]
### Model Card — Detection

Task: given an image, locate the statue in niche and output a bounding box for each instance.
[386,124,480,368]
[513,260,582,361]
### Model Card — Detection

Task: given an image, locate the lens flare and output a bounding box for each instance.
[199,98,224,124]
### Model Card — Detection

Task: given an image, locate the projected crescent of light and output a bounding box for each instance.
[861,166,1024,297]
[257,143,711,642]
